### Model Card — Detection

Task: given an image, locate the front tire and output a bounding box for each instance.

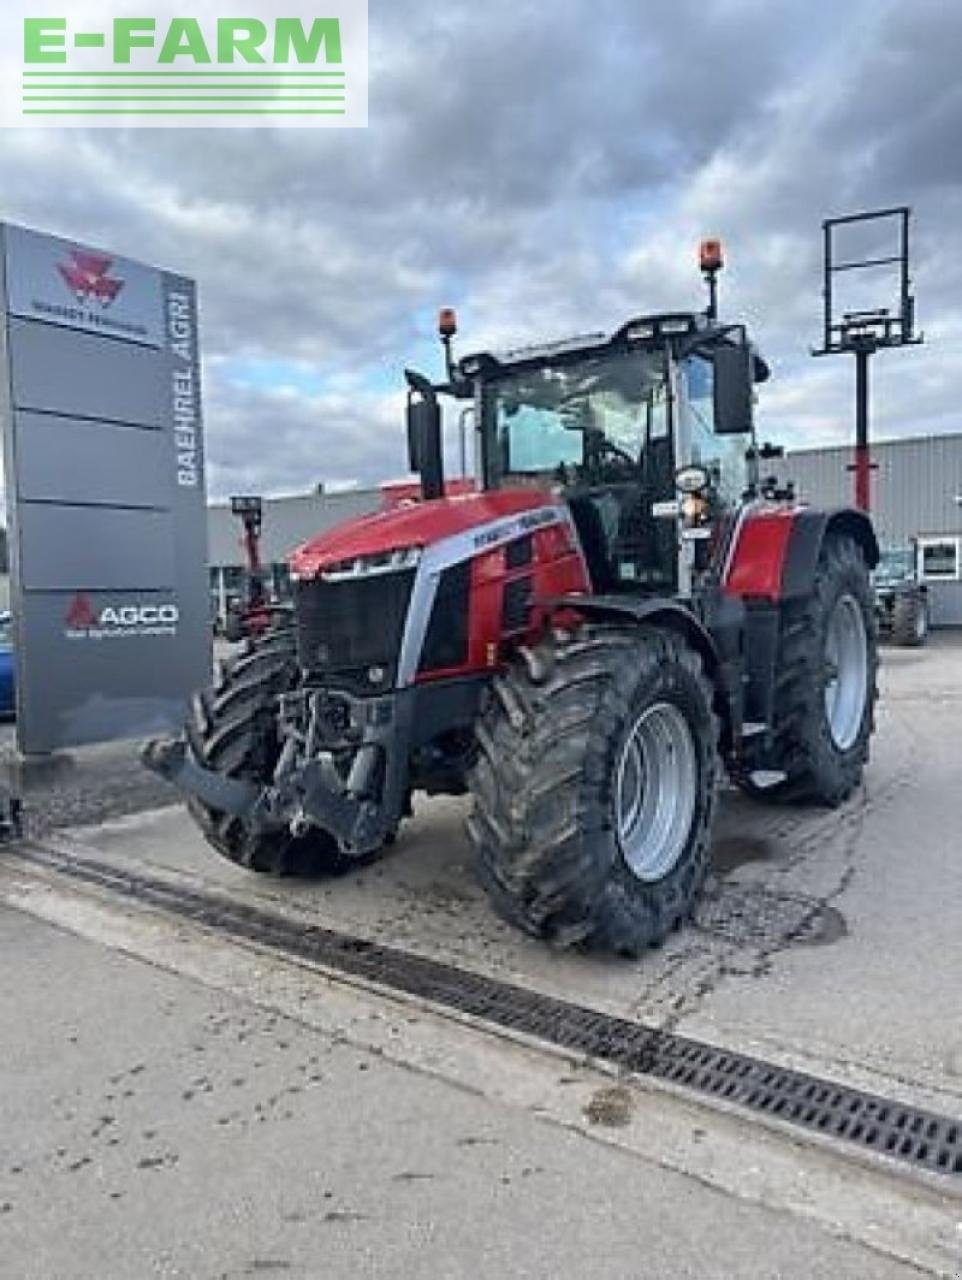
[466,625,719,957]
[185,628,352,876]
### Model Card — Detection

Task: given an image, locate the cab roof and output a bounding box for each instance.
[459,311,770,383]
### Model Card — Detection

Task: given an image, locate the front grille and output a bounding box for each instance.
[294,571,415,684]
[418,561,470,674]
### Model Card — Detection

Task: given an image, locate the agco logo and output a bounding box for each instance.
[65,594,98,629]
[65,593,179,639]
[57,250,124,309]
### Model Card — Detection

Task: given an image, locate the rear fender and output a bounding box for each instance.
[725,506,878,602]
[779,509,879,598]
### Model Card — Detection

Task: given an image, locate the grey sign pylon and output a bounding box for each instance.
[0,222,210,753]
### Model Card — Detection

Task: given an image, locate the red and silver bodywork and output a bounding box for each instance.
[721,503,877,602]
[290,489,589,688]
[289,489,874,690]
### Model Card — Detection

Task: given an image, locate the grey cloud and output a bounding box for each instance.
[202,371,408,496]
[0,0,958,494]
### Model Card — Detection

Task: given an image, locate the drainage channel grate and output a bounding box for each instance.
[15,842,962,1181]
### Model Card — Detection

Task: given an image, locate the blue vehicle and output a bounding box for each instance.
[0,612,15,717]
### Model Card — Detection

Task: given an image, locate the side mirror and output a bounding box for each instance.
[405,369,445,501]
[713,342,754,435]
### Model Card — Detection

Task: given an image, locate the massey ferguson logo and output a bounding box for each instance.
[65,593,178,640]
[57,250,124,309]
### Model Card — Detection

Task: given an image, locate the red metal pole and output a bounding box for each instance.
[854,345,871,512]
[241,515,264,610]
[853,444,871,512]
[242,519,261,574]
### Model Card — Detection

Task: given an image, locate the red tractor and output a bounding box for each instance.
[146,244,878,956]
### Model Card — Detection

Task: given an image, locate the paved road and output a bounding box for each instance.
[50,634,962,1111]
[1,635,960,1276]
[681,632,962,1105]
[0,906,927,1280]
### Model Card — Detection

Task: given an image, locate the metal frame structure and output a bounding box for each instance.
[230,494,265,611]
[813,207,923,512]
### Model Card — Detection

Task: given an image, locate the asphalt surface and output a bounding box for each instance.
[0,730,178,837]
[33,633,961,1108]
[0,633,960,1276]
[0,905,929,1280]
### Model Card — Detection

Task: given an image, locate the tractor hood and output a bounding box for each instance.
[289,489,561,579]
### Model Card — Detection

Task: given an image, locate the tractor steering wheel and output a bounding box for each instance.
[594,436,637,467]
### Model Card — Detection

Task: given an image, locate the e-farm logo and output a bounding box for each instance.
[8,2,367,128]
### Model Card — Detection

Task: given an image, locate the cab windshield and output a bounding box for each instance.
[489,350,668,484]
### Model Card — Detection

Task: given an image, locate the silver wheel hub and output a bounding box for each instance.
[824,593,868,751]
[614,702,697,882]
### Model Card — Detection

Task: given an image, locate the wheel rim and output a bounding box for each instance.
[824,593,868,751]
[614,702,698,882]
[916,602,928,639]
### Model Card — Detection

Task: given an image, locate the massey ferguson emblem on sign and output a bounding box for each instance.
[65,593,179,639]
[57,250,124,308]
[2,223,164,347]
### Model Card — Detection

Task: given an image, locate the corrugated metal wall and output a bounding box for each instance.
[776,434,962,625]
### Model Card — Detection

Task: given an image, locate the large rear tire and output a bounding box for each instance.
[185,628,351,876]
[737,534,878,806]
[466,625,719,957]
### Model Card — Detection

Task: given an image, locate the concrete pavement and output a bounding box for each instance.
[0,906,931,1280]
[1,634,961,1276]
[45,635,962,1112]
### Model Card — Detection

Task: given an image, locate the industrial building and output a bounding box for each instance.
[775,432,962,625]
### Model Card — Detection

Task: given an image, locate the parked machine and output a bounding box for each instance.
[222,495,287,642]
[873,544,928,647]
[146,242,879,956]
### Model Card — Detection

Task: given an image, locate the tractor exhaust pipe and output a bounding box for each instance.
[405,369,445,501]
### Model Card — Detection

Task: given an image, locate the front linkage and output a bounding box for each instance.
[144,683,411,857]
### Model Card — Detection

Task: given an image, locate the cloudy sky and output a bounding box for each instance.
[1,0,959,498]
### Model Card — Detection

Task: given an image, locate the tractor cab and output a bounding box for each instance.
[406,246,769,603]
[461,313,768,597]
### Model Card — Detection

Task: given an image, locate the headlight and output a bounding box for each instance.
[675,464,710,495]
[321,545,422,582]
